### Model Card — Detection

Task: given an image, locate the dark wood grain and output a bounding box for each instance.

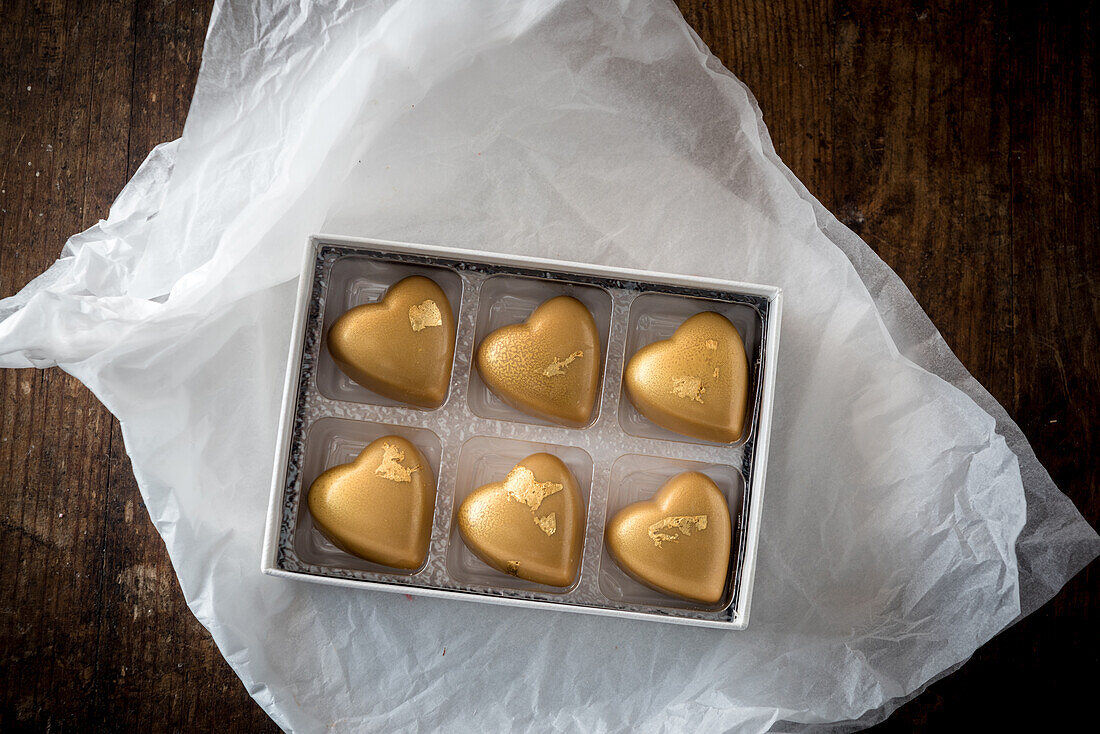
[0,1,273,732]
[0,1,1095,731]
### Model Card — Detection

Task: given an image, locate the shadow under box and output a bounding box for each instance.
[294,417,443,574]
[598,453,744,612]
[315,256,464,408]
[446,434,594,593]
[466,274,612,428]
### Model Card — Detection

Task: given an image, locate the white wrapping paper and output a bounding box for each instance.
[1,1,1096,731]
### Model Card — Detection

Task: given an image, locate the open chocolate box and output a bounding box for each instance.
[262,235,782,628]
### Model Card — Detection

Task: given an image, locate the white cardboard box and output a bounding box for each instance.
[262,235,782,628]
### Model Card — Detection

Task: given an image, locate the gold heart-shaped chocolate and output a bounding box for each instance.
[624,311,749,443]
[475,296,600,426]
[308,435,436,570]
[328,275,456,408]
[605,471,732,604]
[457,453,585,587]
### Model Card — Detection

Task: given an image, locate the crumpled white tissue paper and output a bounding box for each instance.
[2,1,1096,731]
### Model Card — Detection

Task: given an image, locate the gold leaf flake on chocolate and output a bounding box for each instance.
[374,442,420,483]
[503,465,563,511]
[408,299,443,332]
[505,561,521,576]
[671,375,706,403]
[542,350,583,377]
[534,513,557,536]
[648,515,708,548]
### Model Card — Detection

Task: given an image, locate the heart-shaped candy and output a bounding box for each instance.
[604,471,732,604]
[308,435,436,570]
[475,296,600,426]
[624,311,749,443]
[328,275,456,408]
[457,453,585,587]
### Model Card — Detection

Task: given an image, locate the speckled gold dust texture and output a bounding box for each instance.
[307,435,437,570]
[475,296,601,426]
[327,275,456,408]
[624,311,749,443]
[605,471,732,605]
[457,453,586,587]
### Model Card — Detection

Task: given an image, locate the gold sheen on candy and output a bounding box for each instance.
[457,453,585,587]
[327,275,456,408]
[475,295,600,426]
[624,311,749,443]
[604,471,732,604]
[307,435,436,570]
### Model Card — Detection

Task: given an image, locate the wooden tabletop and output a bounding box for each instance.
[1,1,1095,731]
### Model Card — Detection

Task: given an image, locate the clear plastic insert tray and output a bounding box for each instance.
[264,236,781,628]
